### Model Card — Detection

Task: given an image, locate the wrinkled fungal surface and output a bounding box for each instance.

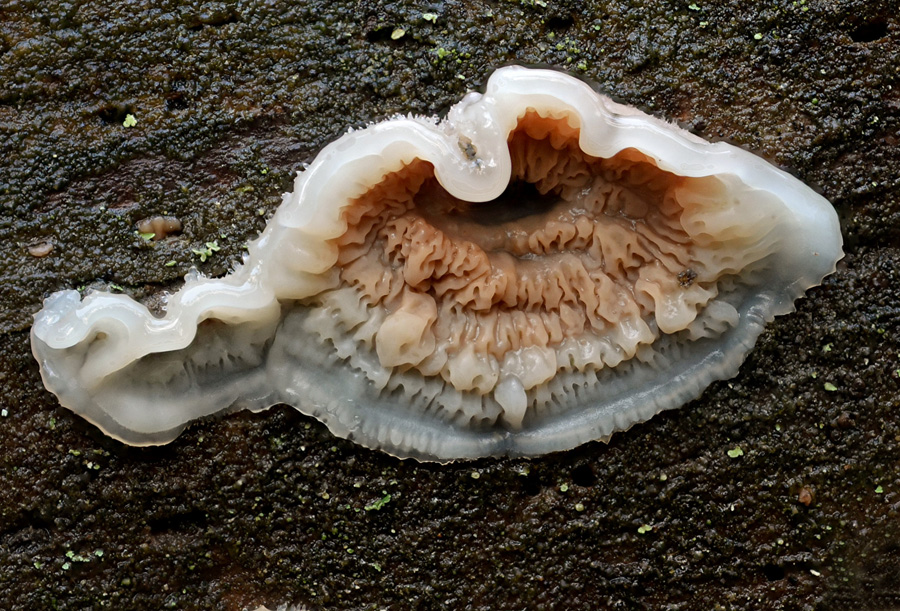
[30,67,842,460]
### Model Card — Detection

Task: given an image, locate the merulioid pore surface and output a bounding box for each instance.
[31,67,843,461]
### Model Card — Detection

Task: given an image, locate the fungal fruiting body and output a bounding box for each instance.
[31,67,842,461]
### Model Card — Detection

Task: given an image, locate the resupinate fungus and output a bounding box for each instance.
[31,67,843,461]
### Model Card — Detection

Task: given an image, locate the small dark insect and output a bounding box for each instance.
[677,268,697,287]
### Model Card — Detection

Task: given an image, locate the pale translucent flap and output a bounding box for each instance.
[31,67,842,460]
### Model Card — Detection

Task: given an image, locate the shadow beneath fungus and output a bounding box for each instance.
[1,0,899,609]
[848,18,889,44]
